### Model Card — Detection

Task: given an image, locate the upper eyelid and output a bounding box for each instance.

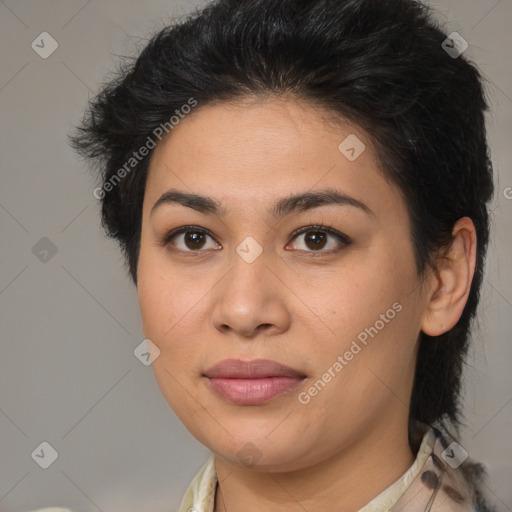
[289,224,350,242]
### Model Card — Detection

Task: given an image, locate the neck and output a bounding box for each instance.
[213,417,415,512]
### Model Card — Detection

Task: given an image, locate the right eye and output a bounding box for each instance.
[159,226,221,253]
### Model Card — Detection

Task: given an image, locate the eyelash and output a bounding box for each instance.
[158,223,352,257]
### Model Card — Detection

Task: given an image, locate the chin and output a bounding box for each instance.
[196,426,319,473]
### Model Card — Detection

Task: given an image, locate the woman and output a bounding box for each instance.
[71,0,499,510]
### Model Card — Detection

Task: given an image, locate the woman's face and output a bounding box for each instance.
[137,96,431,472]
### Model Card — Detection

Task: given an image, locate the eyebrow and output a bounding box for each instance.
[150,187,373,218]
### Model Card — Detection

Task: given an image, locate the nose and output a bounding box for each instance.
[210,247,291,339]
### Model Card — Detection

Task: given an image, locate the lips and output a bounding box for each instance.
[203,359,306,405]
[203,359,305,379]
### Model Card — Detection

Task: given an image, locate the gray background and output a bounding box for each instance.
[0,0,511,511]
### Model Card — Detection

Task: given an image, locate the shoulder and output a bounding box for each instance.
[427,424,501,512]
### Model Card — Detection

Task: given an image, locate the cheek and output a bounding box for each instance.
[318,254,416,336]
[136,252,163,340]
[137,255,202,418]
[138,277,191,355]
[306,250,422,398]
[136,249,209,378]
[137,244,180,346]
[137,240,181,328]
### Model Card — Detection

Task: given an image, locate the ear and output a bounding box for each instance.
[421,217,477,336]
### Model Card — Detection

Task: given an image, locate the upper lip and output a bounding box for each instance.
[203,359,306,379]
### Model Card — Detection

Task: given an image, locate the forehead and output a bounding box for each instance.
[144,96,403,219]
[151,96,371,161]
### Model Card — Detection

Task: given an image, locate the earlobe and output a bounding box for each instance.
[421,217,477,336]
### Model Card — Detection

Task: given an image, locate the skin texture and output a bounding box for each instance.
[136,96,477,512]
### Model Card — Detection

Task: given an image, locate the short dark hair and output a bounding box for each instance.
[71,0,494,434]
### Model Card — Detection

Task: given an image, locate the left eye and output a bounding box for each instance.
[160,224,351,254]
[287,225,351,253]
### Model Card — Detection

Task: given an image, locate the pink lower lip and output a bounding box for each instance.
[206,377,305,405]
